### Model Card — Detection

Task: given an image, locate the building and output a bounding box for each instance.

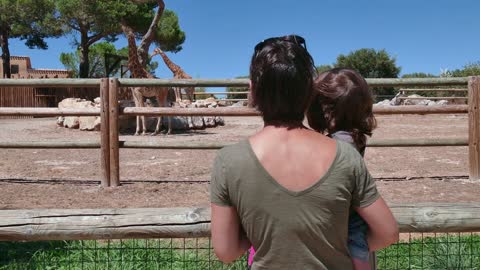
[0,56,72,79]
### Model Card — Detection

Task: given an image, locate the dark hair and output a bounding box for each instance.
[249,35,316,128]
[307,68,377,148]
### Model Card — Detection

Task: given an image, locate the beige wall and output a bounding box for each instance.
[1,57,71,79]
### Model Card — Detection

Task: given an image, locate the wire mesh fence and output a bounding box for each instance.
[1,233,479,270]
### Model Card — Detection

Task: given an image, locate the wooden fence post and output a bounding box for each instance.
[100,78,110,187]
[469,76,480,180]
[109,78,120,187]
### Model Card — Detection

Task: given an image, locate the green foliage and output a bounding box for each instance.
[60,42,158,78]
[153,10,186,53]
[194,87,214,100]
[0,239,248,269]
[0,0,61,77]
[316,64,333,74]
[226,76,249,100]
[401,72,437,78]
[335,48,401,78]
[451,62,480,77]
[54,0,184,78]
[335,48,401,96]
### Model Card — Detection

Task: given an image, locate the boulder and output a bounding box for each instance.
[436,100,449,106]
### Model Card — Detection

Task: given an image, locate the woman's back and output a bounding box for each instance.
[211,129,380,269]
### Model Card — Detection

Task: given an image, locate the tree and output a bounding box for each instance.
[60,42,159,78]
[226,76,249,100]
[194,87,213,100]
[336,48,400,78]
[401,72,437,78]
[121,1,185,68]
[335,48,401,95]
[451,62,480,77]
[55,0,140,78]
[55,0,185,78]
[0,0,61,78]
[316,64,333,74]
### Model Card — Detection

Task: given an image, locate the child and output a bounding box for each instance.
[307,68,377,270]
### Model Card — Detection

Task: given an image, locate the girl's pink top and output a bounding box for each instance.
[248,247,255,266]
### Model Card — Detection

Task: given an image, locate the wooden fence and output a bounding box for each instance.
[0,77,479,243]
[0,203,479,241]
[0,77,478,187]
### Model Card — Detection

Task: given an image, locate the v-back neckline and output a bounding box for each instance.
[244,139,340,197]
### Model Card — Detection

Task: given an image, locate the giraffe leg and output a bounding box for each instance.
[133,89,147,136]
[175,87,182,103]
[152,94,164,135]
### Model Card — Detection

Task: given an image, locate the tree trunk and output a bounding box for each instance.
[138,0,165,67]
[79,30,90,78]
[0,31,11,78]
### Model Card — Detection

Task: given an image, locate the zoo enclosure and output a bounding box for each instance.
[1,77,480,269]
[0,77,478,187]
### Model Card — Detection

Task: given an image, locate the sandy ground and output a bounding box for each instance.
[0,113,477,210]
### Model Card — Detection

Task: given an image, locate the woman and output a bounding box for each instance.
[210,35,398,269]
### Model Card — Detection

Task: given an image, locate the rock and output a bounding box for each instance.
[79,116,101,131]
[217,100,228,107]
[403,94,425,105]
[63,116,79,129]
[375,99,391,106]
[204,117,216,127]
[205,97,217,103]
[57,116,65,127]
[436,100,449,105]
[427,101,437,106]
[231,101,246,107]
[191,116,205,129]
[162,116,189,130]
[215,116,225,126]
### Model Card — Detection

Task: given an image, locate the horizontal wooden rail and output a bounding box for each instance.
[0,108,100,116]
[0,78,469,88]
[0,203,479,241]
[193,91,249,95]
[117,78,469,88]
[217,99,248,102]
[0,141,101,148]
[0,79,101,87]
[122,105,468,117]
[0,138,468,149]
[0,106,467,118]
[398,97,467,100]
[373,105,467,114]
[399,88,468,92]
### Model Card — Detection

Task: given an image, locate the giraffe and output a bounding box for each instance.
[151,47,195,103]
[122,25,172,135]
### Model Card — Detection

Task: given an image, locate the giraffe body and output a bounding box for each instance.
[123,25,171,135]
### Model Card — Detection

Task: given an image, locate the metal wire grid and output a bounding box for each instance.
[1,233,479,270]
[377,233,480,270]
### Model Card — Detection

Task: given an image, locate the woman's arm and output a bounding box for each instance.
[211,203,251,263]
[355,197,399,251]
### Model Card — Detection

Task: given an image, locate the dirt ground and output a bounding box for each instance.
[0,114,478,210]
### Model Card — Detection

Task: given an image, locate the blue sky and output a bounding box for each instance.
[10,0,479,80]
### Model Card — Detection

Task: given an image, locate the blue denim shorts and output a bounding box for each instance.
[348,212,369,261]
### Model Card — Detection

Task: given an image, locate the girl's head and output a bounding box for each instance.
[307,68,377,147]
[249,35,316,128]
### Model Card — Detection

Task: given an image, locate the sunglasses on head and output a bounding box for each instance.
[254,35,307,54]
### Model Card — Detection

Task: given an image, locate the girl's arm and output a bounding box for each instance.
[211,203,251,263]
[355,197,399,251]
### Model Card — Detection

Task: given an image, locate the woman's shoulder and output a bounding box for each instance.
[217,140,252,164]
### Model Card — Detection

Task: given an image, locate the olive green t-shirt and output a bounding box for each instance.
[210,140,379,270]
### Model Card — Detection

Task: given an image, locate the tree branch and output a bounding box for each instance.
[138,0,165,66]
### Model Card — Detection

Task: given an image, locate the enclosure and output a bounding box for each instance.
[0,77,480,269]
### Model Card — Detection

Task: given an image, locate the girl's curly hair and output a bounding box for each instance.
[307,68,377,149]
